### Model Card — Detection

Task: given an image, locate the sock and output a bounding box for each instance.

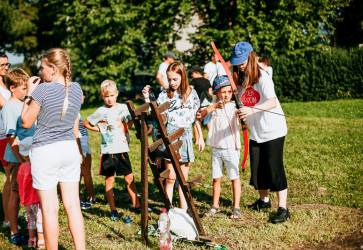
[261,197,269,202]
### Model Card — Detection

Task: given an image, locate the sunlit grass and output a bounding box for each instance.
[0,99,361,249]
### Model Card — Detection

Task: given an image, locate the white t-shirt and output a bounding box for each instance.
[203,62,226,86]
[87,103,131,154]
[157,88,200,128]
[239,70,287,143]
[0,86,11,139]
[157,62,169,89]
[207,102,240,149]
[266,66,273,77]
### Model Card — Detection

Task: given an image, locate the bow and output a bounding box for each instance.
[211,42,249,171]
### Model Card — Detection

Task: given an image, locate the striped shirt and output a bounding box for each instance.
[31,82,83,148]
[78,115,88,137]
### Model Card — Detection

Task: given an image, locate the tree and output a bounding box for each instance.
[56,0,192,103]
[186,0,351,66]
[0,0,38,54]
[335,0,363,47]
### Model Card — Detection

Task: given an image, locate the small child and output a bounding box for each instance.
[78,96,95,210]
[17,138,45,248]
[2,69,41,245]
[84,80,140,220]
[203,75,242,219]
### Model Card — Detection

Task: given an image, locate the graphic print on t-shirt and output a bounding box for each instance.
[241,87,260,107]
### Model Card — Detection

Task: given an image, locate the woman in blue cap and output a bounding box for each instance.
[231,42,290,223]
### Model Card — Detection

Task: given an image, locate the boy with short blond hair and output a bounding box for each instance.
[3,68,38,245]
[84,80,140,220]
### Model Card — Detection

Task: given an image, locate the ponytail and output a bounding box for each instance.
[61,53,72,120]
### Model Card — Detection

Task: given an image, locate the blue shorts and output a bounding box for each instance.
[166,124,195,163]
[80,136,91,156]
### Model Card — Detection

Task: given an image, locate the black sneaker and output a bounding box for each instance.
[270,207,290,224]
[130,207,141,214]
[248,199,272,211]
[9,233,27,245]
[80,200,92,210]
[110,210,120,221]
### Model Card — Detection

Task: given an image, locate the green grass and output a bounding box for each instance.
[0,99,362,249]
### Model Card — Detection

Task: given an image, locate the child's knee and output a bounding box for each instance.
[105,177,115,191]
[124,174,134,185]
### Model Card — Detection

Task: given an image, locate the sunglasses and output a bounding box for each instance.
[0,63,10,68]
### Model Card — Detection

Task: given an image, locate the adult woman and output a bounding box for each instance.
[232,42,290,223]
[0,52,12,229]
[21,48,85,248]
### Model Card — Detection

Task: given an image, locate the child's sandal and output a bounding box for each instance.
[204,206,220,217]
[37,239,46,249]
[230,208,241,219]
[28,237,37,248]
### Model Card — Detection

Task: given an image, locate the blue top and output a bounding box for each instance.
[31,82,83,148]
[3,99,36,163]
[79,116,88,137]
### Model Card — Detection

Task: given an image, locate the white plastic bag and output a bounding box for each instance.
[168,208,198,240]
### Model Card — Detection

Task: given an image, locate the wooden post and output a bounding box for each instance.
[140,111,149,244]
[149,101,206,237]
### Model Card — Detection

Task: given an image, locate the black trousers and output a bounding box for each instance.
[249,136,287,192]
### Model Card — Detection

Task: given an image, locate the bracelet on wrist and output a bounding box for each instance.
[24,96,33,105]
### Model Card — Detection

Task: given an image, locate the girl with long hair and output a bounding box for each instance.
[143,61,202,209]
[21,48,85,249]
[232,42,289,224]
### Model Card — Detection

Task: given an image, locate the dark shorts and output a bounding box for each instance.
[99,153,133,177]
[249,136,287,192]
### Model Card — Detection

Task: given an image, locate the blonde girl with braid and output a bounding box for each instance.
[21,48,86,249]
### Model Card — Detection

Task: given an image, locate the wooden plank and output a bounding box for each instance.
[167,128,184,143]
[148,138,163,153]
[149,101,206,237]
[156,101,170,113]
[140,112,149,245]
[126,101,142,139]
[159,168,170,179]
[134,102,150,116]
[171,140,183,152]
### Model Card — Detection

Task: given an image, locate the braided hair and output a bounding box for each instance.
[42,48,72,120]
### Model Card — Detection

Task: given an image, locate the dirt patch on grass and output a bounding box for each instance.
[293,229,363,250]
[291,204,363,250]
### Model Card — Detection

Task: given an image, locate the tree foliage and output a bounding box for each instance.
[187,0,351,65]
[0,0,38,54]
[53,0,192,102]
[1,0,360,104]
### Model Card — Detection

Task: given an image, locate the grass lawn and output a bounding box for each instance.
[0,99,362,249]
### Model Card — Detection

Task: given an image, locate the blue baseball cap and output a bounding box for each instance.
[212,75,231,93]
[230,42,253,65]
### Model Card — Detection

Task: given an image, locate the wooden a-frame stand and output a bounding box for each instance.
[126,100,207,245]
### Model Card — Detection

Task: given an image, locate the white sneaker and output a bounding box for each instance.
[2,221,21,230]
[2,221,10,228]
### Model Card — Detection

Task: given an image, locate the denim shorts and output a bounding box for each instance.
[167,124,194,163]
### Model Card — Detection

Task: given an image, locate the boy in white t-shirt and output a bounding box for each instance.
[203,76,242,219]
[84,80,140,221]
